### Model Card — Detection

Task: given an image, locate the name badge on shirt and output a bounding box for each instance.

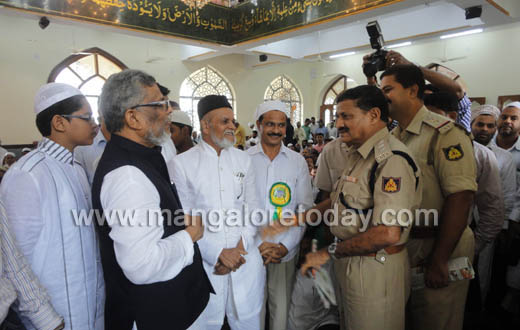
[269,182,291,221]
[342,175,357,183]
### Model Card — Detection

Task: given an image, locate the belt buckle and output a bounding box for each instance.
[375,249,387,264]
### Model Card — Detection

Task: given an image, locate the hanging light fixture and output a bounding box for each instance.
[180,0,211,9]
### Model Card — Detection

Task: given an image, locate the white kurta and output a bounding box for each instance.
[0,138,104,330]
[171,140,265,326]
[247,144,313,262]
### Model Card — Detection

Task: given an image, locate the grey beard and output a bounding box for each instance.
[145,128,170,146]
[211,131,235,149]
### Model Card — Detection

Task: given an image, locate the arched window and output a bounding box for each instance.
[48,48,127,121]
[264,75,303,124]
[179,66,235,132]
[321,75,357,125]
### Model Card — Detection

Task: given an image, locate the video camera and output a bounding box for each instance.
[363,21,388,77]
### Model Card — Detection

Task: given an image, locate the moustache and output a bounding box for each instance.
[337,127,349,133]
[267,133,282,137]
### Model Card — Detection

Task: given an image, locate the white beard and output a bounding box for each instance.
[211,130,235,149]
[145,127,170,146]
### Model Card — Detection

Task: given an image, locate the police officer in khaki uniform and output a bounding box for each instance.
[314,132,352,199]
[380,64,477,330]
[301,85,421,330]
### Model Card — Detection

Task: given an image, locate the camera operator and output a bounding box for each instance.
[363,50,471,132]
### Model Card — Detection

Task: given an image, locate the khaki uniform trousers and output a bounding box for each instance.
[266,256,298,330]
[407,226,475,330]
[333,249,410,330]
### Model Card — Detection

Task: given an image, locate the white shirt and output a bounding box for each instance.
[329,126,338,138]
[247,144,313,262]
[171,140,265,322]
[74,130,107,185]
[472,142,504,253]
[487,144,516,228]
[160,137,178,182]
[490,135,520,223]
[0,138,104,330]
[99,165,194,285]
[310,123,319,135]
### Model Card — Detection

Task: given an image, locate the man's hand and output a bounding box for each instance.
[300,249,330,277]
[424,257,450,289]
[219,247,247,270]
[214,262,232,275]
[261,216,298,239]
[385,50,413,67]
[259,242,289,265]
[362,54,378,84]
[185,215,203,242]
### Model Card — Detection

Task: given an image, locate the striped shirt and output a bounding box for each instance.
[457,93,472,132]
[39,137,73,165]
[0,200,63,328]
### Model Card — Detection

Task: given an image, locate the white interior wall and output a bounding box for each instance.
[1,11,519,144]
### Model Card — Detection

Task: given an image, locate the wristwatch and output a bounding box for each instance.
[328,242,337,260]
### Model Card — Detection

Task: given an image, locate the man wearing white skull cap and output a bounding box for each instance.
[0,82,104,330]
[248,100,313,330]
[169,110,195,155]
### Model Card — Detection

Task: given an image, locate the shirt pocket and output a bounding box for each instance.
[338,181,361,209]
[340,179,373,212]
[233,171,246,202]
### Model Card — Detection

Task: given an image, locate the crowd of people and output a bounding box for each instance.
[0,50,519,330]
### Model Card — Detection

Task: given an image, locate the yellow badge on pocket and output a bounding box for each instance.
[382,177,401,193]
[443,144,464,161]
[269,182,291,221]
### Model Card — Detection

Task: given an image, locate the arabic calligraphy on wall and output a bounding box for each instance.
[0,0,399,45]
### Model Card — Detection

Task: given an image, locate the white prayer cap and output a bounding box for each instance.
[471,104,500,122]
[307,139,313,143]
[34,83,83,114]
[1,152,15,165]
[287,143,293,147]
[255,100,289,121]
[503,101,520,111]
[169,110,192,127]
[21,147,32,153]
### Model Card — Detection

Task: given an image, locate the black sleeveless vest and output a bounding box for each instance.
[92,134,212,330]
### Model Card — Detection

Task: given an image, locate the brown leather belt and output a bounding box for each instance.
[410,226,437,239]
[366,244,405,257]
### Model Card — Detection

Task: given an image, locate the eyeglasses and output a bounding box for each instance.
[130,100,170,111]
[61,113,94,122]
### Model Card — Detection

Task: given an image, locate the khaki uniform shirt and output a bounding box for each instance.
[330,127,421,245]
[391,106,477,227]
[315,138,352,193]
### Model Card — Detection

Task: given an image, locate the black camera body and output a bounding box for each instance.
[363,48,388,78]
[363,21,387,77]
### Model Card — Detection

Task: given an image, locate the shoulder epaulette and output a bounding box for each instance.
[423,112,454,135]
[454,122,471,136]
[369,149,420,193]
[374,138,393,163]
